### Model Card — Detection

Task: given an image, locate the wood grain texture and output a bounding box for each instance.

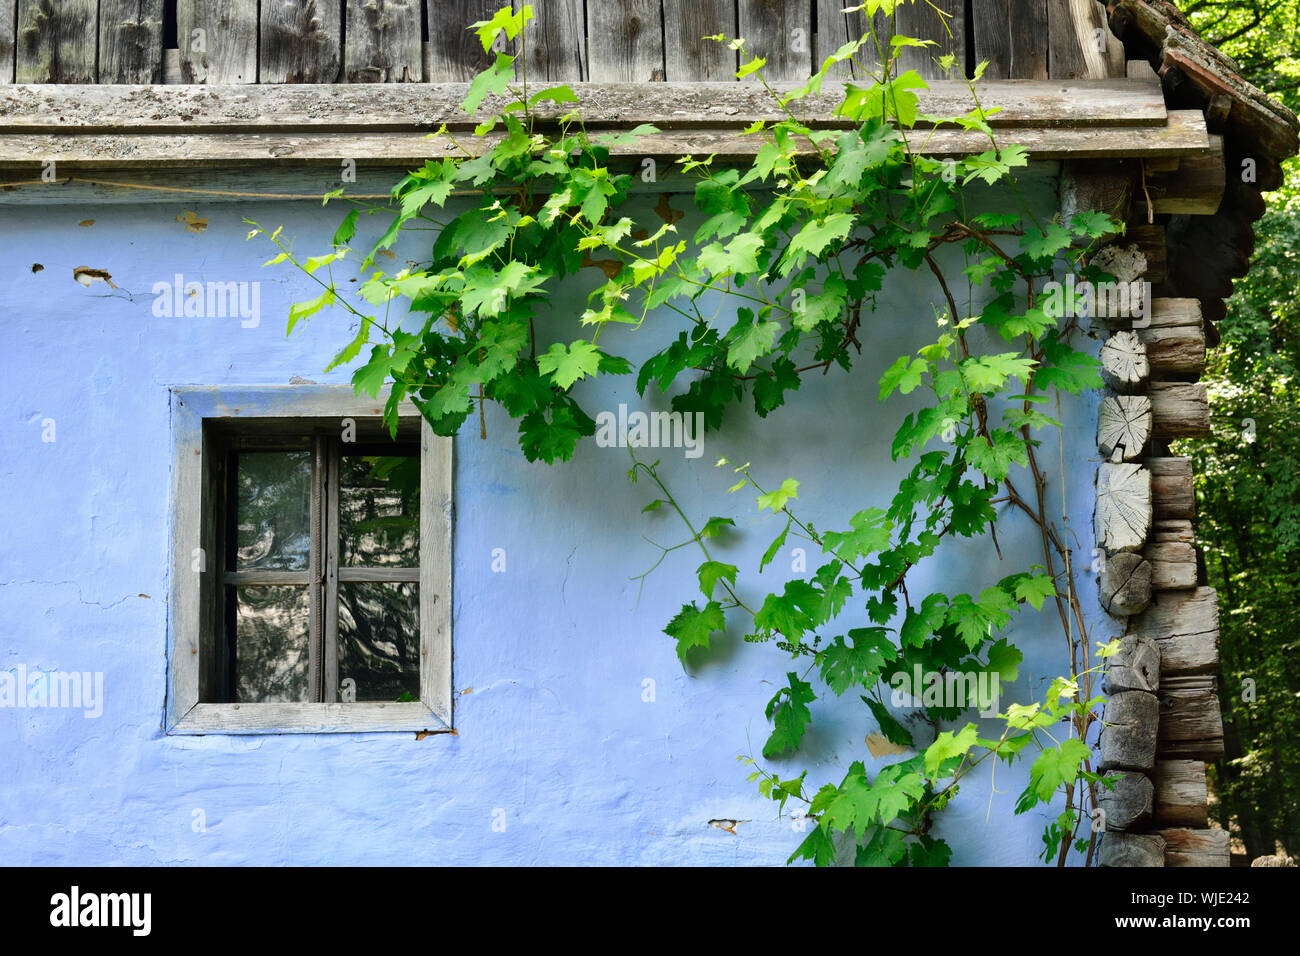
[1100,550,1151,617]
[346,0,422,82]
[0,78,1171,131]
[426,0,498,82]
[0,0,14,83]
[1158,826,1230,867]
[260,0,342,83]
[1150,381,1210,438]
[1104,634,1160,694]
[895,0,963,80]
[1143,540,1197,590]
[98,0,163,83]
[737,0,812,82]
[1100,331,1149,392]
[16,0,96,82]
[588,0,663,82]
[971,0,1048,80]
[1100,831,1165,866]
[1152,760,1209,828]
[517,0,585,81]
[1096,462,1152,554]
[1048,0,1124,80]
[1098,394,1151,462]
[1149,457,1195,521]
[663,0,734,81]
[1099,689,1160,772]
[1147,134,1225,214]
[1130,587,1220,676]
[178,0,258,83]
[815,0,887,78]
[1098,770,1154,831]
[1157,674,1224,761]
[1137,325,1206,376]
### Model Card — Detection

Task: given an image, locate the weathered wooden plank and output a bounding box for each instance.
[1149,298,1203,329]
[1048,0,1124,80]
[15,0,96,82]
[517,0,585,81]
[1146,134,1225,215]
[737,0,812,82]
[1152,760,1209,828]
[1059,158,1135,232]
[1130,587,1219,677]
[98,1,163,84]
[1104,634,1160,694]
[426,0,498,82]
[1157,675,1223,761]
[971,0,1048,80]
[0,119,1212,169]
[1100,550,1151,618]
[1096,462,1151,554]
[1149,457,1194,522]
[1098,770,1154,831]
[663,0,734,82]
[346,0,421,82]
[816,0,888,78]
[588,0,663,83]
[260,0,342,83]
[0,0,14,84]
[178,0,258,83]
[1143,540,1197,591]
[0,79,1172,132]
[1099,689,1159,772]
[895,0,963,80]
[1138,326,1206,376]
[1158,826,1230,867]
[1150,381,1209,438]
[1100,831,1165,867]
[173,701,450,734]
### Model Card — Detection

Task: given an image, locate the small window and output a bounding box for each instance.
[167,387,452,734]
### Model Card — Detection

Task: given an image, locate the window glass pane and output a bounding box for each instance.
[233,586,311,703]
[338,582,419,702]
[340,453,420,567]
[233,451,312,570]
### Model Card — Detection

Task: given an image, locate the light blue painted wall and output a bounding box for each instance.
[0,166,1121,865]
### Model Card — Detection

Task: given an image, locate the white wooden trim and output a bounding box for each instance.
[166,385,454,735]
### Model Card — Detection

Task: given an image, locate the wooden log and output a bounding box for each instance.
[15,0,97,82]
[178,0,257,83]
[971,0,1049,80]
[260,0,342,83]
[1159,827,1230,867]
[517,0,585,82]
[1096,463,1152,554]
[588,0,664,83]
[815,0,887,78]
[1143,541,1197,590]
[1104,634,1160,694]
[894,0,963,81]
[737,0,812,82]
[1099,771,1154,831]
[1149,457,1194,521]
[1099,689,1159,772]
[1091,239,1147,285]
[665,0,736,82]
[98,0,164,84]
[1130,587,1219,677]
[1099,550,1152,617]
[1151,519,1193,543]
[1152,760,1208,828]
[0,0,14,84]
[1100,831,1165,867]
[1127,224,1167,282]
[1250,854,1297,867]
[1098,394,1152,462]
[1137,325,1206,377]
[1047,0,1125,80]
[1157,675,1224,761]
[1150,382,1209,438]
[346,0,422,82]
[1146,134,1225,215]
[425,0,498,82]
[1100,331,1149,393]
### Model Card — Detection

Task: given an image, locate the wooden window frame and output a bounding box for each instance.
[166,386,453,735]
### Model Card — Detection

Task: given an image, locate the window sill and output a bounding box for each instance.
[167,701,452,735]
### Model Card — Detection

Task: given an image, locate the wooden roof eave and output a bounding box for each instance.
[0,73,1211,181]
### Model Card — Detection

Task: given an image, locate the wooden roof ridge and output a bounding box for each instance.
[1108,0,1300,159]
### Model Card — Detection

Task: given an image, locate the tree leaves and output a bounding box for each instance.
[763,673,816,758]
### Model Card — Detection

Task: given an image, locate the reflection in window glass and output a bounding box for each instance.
[233,586,311,702]
[234,451,311,570]
[340,454,420,567]
[338,582,419,701]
